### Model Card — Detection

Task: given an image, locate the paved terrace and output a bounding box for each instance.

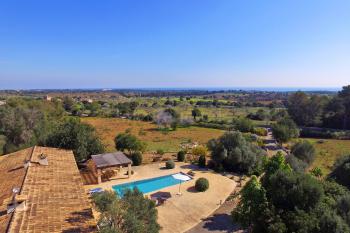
[85,162,236,233]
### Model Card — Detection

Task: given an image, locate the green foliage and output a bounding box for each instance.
[271,118,299,143]
[45,118,104,162]
[165,159,175,169]
[0,98,64,153]
[131,152,143,166]
[94,189,160,233]
[310,167,323,178]
[114,133,146,154]
[286,154,308,173]
[63,96,74,112]
[198,155,206,168]
[264,152,292,177]
[207,131,266,175]
[232,117,254,133]
[288,91,326,126]
[264,170,324,211]
[232,176,268,228]
[253,127,268,136]
[329,155,350,189]
[192,108,202,120]
[156,148,165,155]
[291,140,315,165]
[195,178,209,192]
[323,85,350,130]
[177,150,186,162]
[191,145,207,157]
[92,190,118,213]
[233,167,350,233]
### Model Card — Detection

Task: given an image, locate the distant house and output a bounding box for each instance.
[44,95,52,101]
[82,98,93,104]
[0,146,96,232]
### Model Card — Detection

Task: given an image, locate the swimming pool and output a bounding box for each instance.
[112,173,191,196]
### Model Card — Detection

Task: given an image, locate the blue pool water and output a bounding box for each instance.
[112,173,191,196]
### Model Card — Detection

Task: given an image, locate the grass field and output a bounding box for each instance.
[82,117,225,152]
[135,106,266,122]
[308,138,350,175]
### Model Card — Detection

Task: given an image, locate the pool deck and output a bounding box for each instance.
[84,162,236,233]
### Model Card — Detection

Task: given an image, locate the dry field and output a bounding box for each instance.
[308,138,350,175]
[81,117,225,152]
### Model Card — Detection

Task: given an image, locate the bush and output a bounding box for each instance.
[329,155,350,189]
[253,127,268,136]
[192,146,207,157]
[157,149,165,155]
[310,167,323,178]
[232,117,254,133]
[198,155,206,167]
[195,178,209,192]
[131,152,142,166]
[291,140,315,165]
[286,154,308,173]
[177,151,186,162]
[165,159,175,169]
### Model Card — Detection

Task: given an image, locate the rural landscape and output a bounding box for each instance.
[1,1,349,233]
[1,86,350,233]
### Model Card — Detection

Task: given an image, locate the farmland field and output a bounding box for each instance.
[308,138,350,175]
[82,117,225,152]
[135,105,266,122]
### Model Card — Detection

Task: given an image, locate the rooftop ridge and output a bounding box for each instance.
[5,146,36,233]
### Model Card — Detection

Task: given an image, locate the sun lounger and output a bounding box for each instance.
[89,187,103,194]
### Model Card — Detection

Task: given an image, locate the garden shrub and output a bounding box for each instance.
[253,127,268,136]
[177,150,186,162]
[165,159,175,169]
[131,152,142,166]
[198,155,206,168]
[195,178,209,192]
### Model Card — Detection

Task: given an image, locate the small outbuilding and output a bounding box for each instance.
[90,152,132,183]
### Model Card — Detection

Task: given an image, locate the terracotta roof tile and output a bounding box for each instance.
[0,146,96,233]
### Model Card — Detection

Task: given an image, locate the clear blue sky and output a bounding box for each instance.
[0,0,349,89]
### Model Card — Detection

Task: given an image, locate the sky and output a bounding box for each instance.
[0,0,349,89]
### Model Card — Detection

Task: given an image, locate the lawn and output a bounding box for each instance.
[308,138,350,175]
[81,117,225,152]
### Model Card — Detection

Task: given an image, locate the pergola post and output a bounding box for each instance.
[97,169,102,184]
[128,164,131,178]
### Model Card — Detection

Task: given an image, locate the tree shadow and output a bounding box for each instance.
[63,209,97,233]
[201,213,241,232]
[187,186,198,193]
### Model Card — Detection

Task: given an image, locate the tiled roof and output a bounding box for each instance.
[0,147,33,233]
[91,152,132,169]
[0,146,96,233]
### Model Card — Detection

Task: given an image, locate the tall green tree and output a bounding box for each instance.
[207,131,265,174]
[191,108,202,120]
[93,189,160,233]
[324,85,350,129]
[287,91,325,126]
[45,118,104,162]
[0,98,64,153]
[114,133,146,154]
[271,118,299,143]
